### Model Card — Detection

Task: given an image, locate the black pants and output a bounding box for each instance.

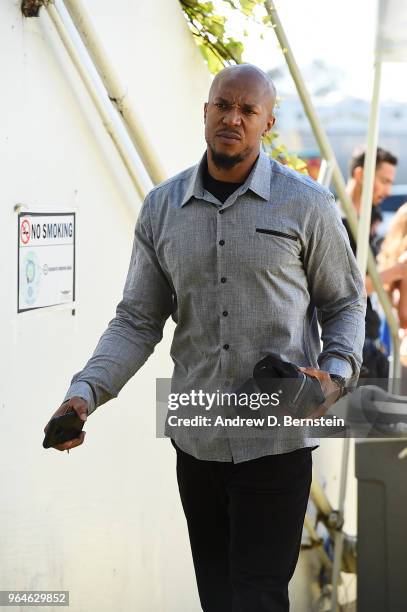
[172,440,313,612]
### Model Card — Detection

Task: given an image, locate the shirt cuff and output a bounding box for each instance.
[63,382,96,415]
[319,357,354,379]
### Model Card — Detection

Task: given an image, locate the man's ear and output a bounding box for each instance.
[204,102,208,123]
[353,166,364,184]
[262,115,276,137]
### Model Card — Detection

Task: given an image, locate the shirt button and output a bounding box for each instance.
[223,344,230,350]
[219,209,224,214]
[222,310,228,316]
[219,239,225,246]
[220,277,227,283]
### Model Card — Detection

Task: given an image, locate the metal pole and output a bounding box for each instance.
[330,438,350,612]
[310,468,334,517]
[356,61,382,276]
[41,1,153,203]
[332,59,381,612]
[62,0,167,185]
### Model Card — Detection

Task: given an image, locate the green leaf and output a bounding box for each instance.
[200,2,214,12]
[198,42,224,74]
[202,17,225,38]
[225,39,244,62]
[239,0,256,16]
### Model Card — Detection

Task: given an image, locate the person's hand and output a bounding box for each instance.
[298,367,341,418]
[375,260,407,293]
[398,251,407,265]
[396,259,407,279]
[44,396,88,452]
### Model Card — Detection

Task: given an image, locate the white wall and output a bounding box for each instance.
[0,1,210,610]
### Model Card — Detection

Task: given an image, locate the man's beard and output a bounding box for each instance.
[209,144,248,170]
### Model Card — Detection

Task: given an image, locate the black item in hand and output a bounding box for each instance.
[43,410,84,449]
[254,354,325,417]
[234,353,326,420]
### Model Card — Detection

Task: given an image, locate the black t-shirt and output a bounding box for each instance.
[203,163,243,203]
[342,218,381,340]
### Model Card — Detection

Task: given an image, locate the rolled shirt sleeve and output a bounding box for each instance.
[63,195,174,414]
[304,191,367,381]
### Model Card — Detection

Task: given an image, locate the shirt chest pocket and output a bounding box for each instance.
[247,226,303,271]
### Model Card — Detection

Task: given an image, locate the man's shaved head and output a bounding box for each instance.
[208,64,277,114]
[204,64,277,179]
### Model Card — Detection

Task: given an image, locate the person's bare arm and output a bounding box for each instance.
[365,261,407,296]
[398,274,407,328]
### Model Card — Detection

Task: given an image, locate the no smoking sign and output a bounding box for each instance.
[20,219,31,245]
[17,211,75,312]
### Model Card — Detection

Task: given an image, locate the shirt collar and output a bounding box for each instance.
[180,149,272,207]
[180,154,206,207]
[245,149,272,201]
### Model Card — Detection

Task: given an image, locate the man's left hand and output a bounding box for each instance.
[298,367,342,418]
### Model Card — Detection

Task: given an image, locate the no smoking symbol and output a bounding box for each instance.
[21,219,31,244]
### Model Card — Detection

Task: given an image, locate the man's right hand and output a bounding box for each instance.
[44,396,88,452]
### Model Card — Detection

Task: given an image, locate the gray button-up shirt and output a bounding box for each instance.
[64,151,366,462]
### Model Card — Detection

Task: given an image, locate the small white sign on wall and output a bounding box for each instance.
[18,212,76,312]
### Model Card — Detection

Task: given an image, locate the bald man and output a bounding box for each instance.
[46,64,366,611]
